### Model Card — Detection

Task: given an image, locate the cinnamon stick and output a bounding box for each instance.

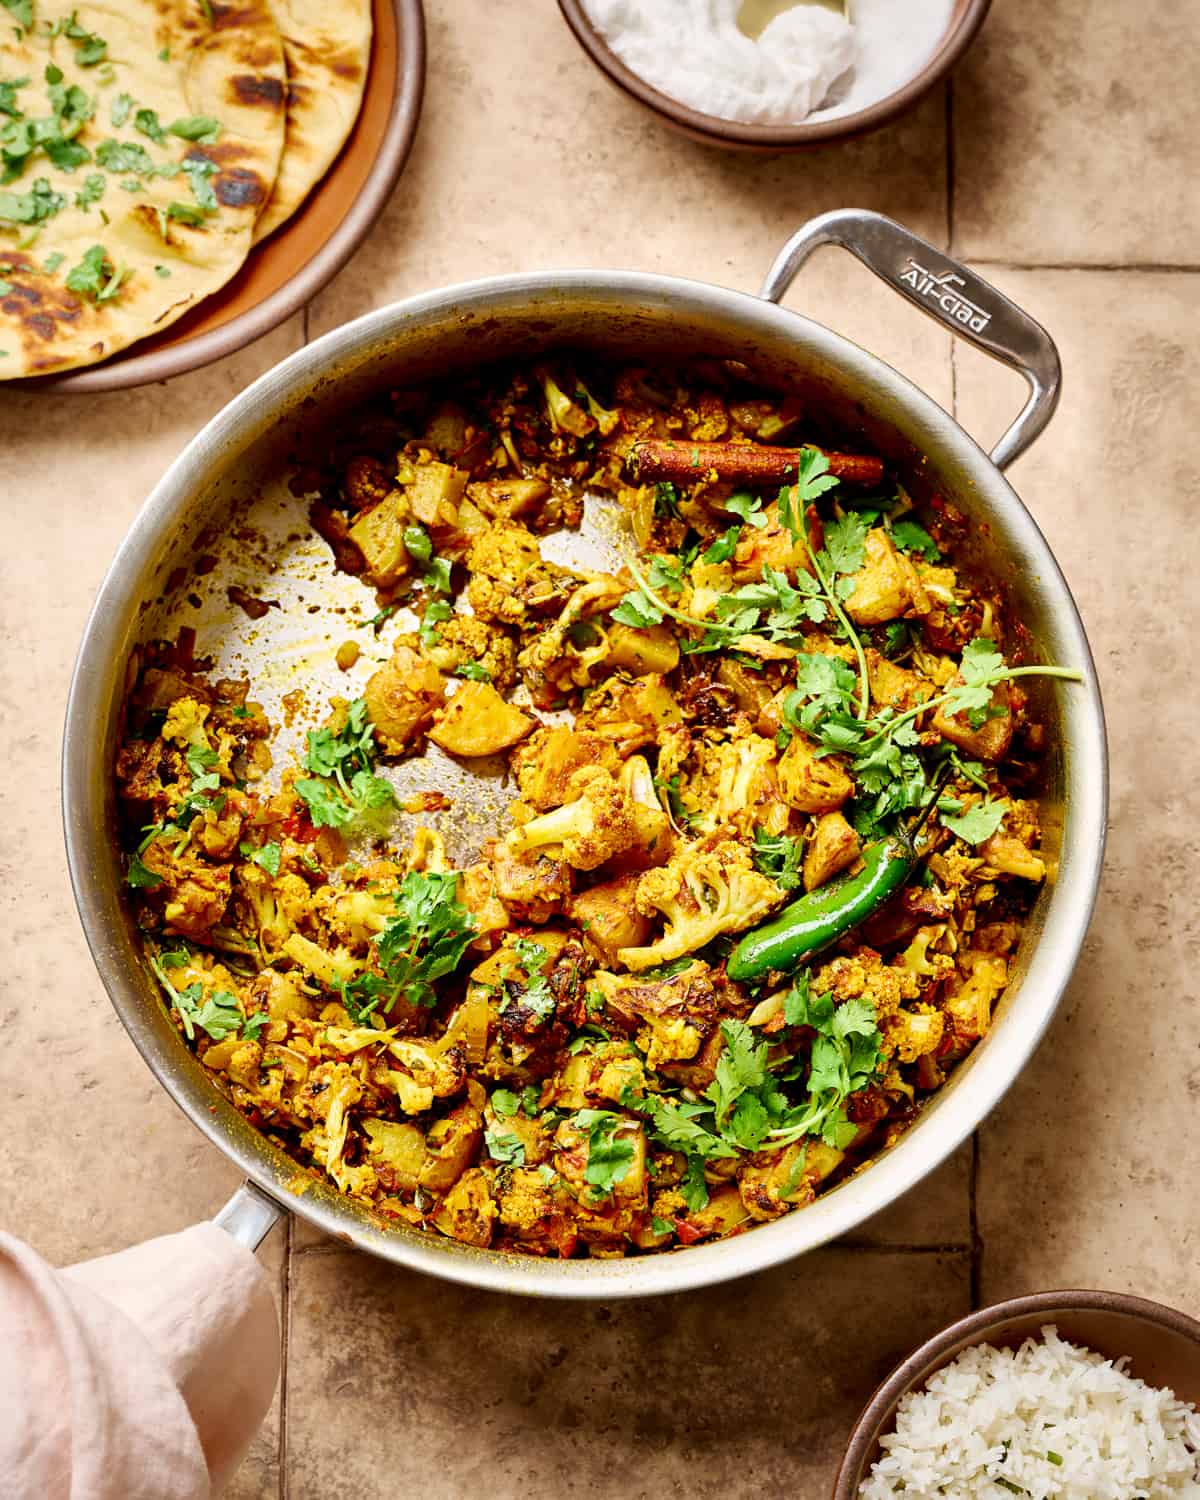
[629,439,885,488]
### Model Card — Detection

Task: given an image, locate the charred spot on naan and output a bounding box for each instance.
[230,72,286,109]
[183,144,270,211]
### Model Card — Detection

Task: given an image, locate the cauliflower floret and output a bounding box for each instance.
[616,755,673,866]
[420,615,517,693]
[465,523,565,625]
[942,951,1009,1055]
[511,727,623,811]
[617,836,784,971]
[282,932,360,988]
[812,947,921,1024]
[505,766,638,872]
[690,729,788,836]
[141,837,232,941]
[881,1004,945,1064]
[161,696,211,748]
[238,864,314,957]
[591,963,718,1067]
[516,574,627,694]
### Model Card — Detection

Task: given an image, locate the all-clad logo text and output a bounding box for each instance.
[899,259,991,334]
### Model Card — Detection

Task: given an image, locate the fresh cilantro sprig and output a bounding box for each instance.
[636,1008,884,1167]
[341,870,475,1015]
[150,950,265,1043]
[938,794,1008,846]
[294,697,396,829]
[403,524,452,593]
[571,1109,636,1197]
[501,937,555,1022]
[750,828,804,892]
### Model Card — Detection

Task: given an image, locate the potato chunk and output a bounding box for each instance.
[778,733,853,813]
[933,678,1014,761]
[348,493,412,590]
[364,645,446,755]
[569,872,651,965]
[844,529,930,625]
[803,811,861,892]
[428,681,536,758]
[605,623,680,676]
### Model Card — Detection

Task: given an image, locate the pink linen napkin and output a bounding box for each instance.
[0,1222,279,1499]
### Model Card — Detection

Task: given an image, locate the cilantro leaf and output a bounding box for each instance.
[821,511,870,576]
[403,524,453,594]
[95,137,156,174]
[363,870,476,1012]
[73,171,104,210]
[653,480,680,519]
[180,152,217,210]
[698,527,740,565]
[724,490,768,529]
[611,589,663,629]
[777,448,840,542]
[126,851,162,888]
[0,176,64,222]
[484,1129,525,1165]
[110,91,133,127]
[0,1,32,31]
[239,840,282,876]
[572,1109,636,1196]
[939,795,1007,846]
[647,553,684,594]
[640,1094,735,1160]
[167,114,221,143]
[296,697,396,827]
[680,1154,710,1211]
[65,243,125,302]
[454,661,491,682]
[751,827,804,892]
[891,518,940,562]
[490,1088,520,1119]
[134,106,165,143]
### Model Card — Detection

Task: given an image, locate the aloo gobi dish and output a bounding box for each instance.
[116,359,1079,1259]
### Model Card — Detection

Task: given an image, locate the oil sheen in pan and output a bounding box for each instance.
[160,476,630,866]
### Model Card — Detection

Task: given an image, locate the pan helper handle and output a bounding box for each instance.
[760,208,1061,471]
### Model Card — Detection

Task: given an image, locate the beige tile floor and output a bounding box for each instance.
[0,2,1196,1495]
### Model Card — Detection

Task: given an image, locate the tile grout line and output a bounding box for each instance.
[969,1133,982,1309]
[968,259,1199,274]
[945,75,955,255]
[944,72,980,1313]
[278,303,311,1500]
[278,1215,293,1500]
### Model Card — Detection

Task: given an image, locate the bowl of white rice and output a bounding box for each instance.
[836,1291,1200,1500]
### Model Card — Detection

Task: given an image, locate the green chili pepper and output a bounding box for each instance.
[728,768,951,983]
[727,836,913,982]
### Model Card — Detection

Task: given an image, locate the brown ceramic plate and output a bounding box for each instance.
[558,0,990,151]
[834,1290,1200,1497]
[28,0,425,393]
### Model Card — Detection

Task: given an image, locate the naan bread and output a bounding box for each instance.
[0,0,286,378]
[252,0,371,243]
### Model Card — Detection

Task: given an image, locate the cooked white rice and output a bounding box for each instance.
[859,1324,1200,1499]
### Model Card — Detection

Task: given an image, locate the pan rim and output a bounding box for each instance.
[62,268,1108,1297]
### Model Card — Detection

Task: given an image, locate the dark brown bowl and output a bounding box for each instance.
[558,0,990,151]
[834,1290,1200,1497]
[28,0,425,393]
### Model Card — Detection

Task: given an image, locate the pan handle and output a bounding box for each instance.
[213,1181,286,1252]
[759,208,1061,471]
